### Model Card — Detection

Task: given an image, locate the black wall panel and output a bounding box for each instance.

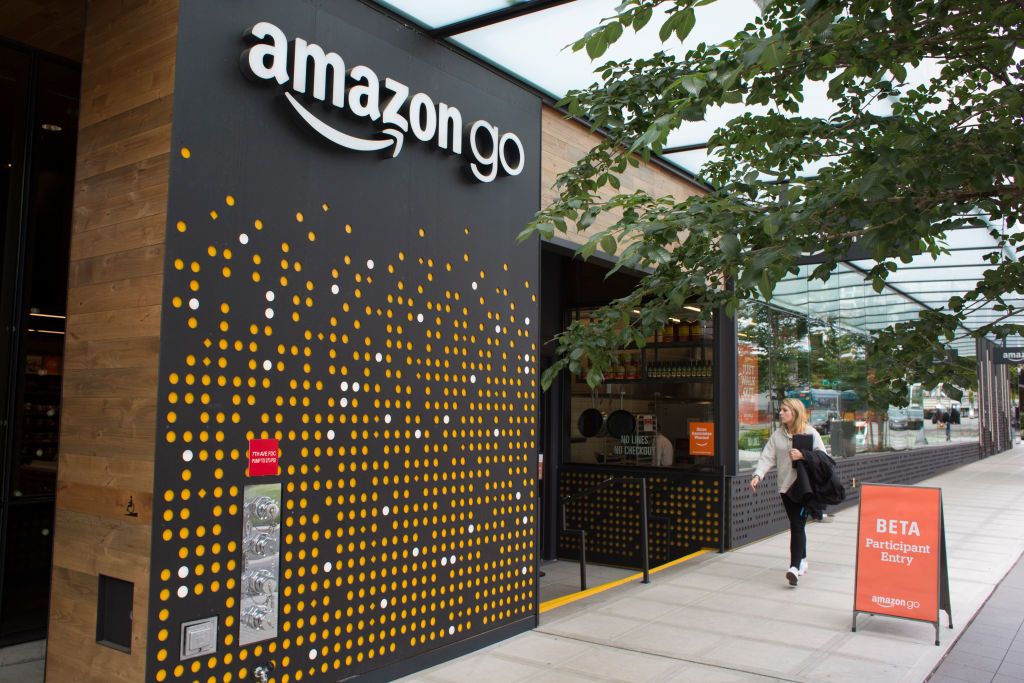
[147,2,541,680]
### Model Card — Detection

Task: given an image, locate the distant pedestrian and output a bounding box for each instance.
[750,398,826,587]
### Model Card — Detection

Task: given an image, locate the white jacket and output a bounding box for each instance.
[754,426,826,493]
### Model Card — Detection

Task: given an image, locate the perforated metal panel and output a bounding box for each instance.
[557,466,721,568]
[145,1,542,680]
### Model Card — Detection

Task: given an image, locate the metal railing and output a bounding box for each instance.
[558,475,654,592]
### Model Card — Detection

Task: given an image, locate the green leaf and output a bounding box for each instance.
[679,75,705,96]
[674,9,696,43]
[658,15,675,42]
[606,21,623,45]
[720,233,740,260]
[586,34,608,59]
[758,37,787,70]
[633,7,653,31]
[600,235,618,255]
[758,270,773,300]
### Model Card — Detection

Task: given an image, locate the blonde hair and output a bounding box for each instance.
[781,397,809,435]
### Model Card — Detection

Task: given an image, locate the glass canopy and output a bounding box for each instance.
[367,0,1023,350]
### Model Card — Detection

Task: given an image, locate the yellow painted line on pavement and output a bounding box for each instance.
[538,548,713,614]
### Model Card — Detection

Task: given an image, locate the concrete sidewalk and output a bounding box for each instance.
[402,444,1024,683]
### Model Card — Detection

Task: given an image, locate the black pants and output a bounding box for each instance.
[781,494,807,569]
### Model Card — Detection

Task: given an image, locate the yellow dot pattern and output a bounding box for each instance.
[558,470,720,566]
[150,183,538,681]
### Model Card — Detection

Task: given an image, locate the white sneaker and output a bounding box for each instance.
[786,567,799,586]
[799,559,808,575]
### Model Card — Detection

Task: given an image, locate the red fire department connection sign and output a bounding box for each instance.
[247,438,280,477]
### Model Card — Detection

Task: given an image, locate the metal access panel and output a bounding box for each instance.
[239,485,280,645]
[96,574,133,653]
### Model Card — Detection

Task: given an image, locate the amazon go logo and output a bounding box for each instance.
[871,595,921,610]
[240,22,526,183]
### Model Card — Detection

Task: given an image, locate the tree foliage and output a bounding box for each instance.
[523,0,1023,410]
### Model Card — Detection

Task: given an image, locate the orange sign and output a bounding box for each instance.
[738,342,759,425]
[689,422,714,456]
[854,485,942,622]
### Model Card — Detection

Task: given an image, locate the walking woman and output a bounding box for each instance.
[750,397,826,586]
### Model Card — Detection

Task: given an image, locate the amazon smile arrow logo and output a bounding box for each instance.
[283,92,404,158]
[241,22,525,182]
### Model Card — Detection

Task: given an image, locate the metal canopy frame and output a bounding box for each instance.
[429,0,581,38]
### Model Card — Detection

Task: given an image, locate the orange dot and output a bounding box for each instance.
[296,212,304,223]
[180,147,191,159]
[176,220,187,233]
[225,195,235,206]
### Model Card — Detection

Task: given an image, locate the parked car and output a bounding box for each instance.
[889,406,924,430]
[811,410,837,436]
[889,407,909,430]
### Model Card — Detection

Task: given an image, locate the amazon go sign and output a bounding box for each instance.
[240,22,525,183]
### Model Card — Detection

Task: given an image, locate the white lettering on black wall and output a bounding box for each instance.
[240,21,524,183]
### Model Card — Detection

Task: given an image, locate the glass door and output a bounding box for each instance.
[0,45,79,646]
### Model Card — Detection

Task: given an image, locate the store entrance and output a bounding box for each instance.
[537,246,724,607]
[0,41,80,646]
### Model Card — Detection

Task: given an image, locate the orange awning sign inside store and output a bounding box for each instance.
[689,422,714,456]
[853,484,951,644]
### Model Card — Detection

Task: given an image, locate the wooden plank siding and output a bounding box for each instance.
[45,0,178,680]
[540,106,704,248]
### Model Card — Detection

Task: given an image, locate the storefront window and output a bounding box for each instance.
[568,307,715,467]
[738,262,977,470]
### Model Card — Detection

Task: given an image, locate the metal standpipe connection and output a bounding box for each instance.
[252,664,273,683]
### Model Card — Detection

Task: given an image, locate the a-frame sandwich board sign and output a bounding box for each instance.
[853,484,951,645]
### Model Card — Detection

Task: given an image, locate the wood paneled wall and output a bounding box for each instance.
[46,1,178,681]
[541,106,704,247]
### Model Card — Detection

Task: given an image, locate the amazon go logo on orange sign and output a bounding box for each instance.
[240,22,526,183]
